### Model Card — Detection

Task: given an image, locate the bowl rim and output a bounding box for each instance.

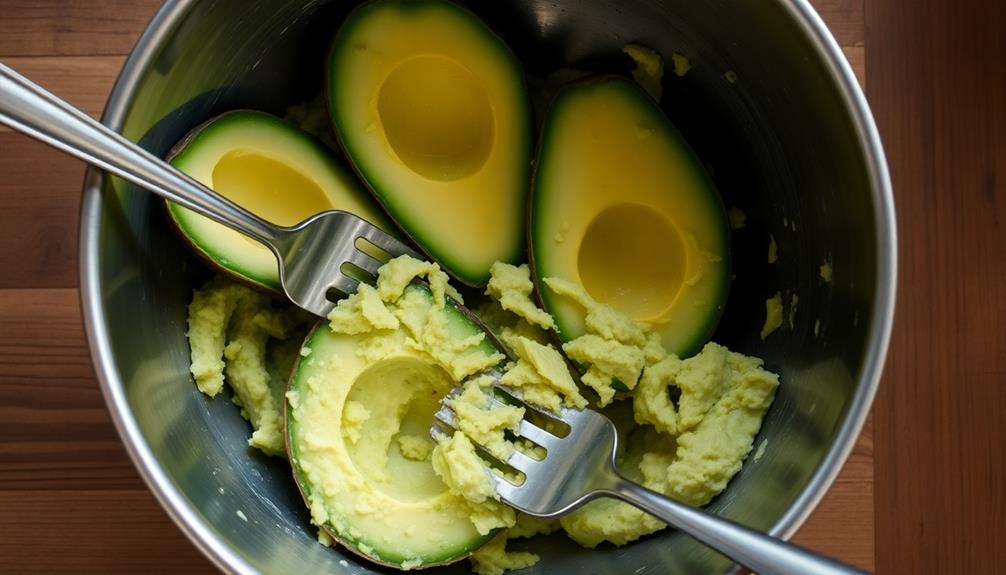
[78,1,896,572]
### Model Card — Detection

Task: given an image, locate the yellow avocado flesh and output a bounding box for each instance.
[532,78,729,357]
[287,285,499,567]
[167,111,392,290]
[212,152,330,226]
[329,0,531,285]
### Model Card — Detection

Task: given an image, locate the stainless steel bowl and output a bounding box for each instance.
[79,1,896,573]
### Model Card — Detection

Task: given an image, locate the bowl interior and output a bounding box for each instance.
[83,1,886,573]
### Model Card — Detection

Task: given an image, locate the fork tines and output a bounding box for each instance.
[324,211,422,298]
[431,383,562,475]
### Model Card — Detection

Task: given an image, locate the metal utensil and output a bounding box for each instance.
[0,62,419,317]
[433,373,866,575]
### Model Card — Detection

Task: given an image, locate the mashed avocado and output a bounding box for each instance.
[186,259,778,573]
[500,336,588,412]
[671,52,692,77]
[622,43,665,102]
[187,277,307,456]
[442,263,779,558]
[820,261,834,282]
[761,292,784,340]
[542,276,661,406]
[485,262,556,331]
[469,515,560,575]
[562,356,777,547]
[445,375,525,459]
[397,434,434,461]
[288,256,510,568]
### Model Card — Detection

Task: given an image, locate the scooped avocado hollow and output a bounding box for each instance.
[164,110,396,292]
[529,76,731,358]
[327,0,533,287]
[285,257,513,569]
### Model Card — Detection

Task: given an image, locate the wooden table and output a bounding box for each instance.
[0,1,1001,572]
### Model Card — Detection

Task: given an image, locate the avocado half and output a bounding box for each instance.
[327,0,532,287]
[285,285,500,569]
[530,77,730,357]
[165,110,395,291]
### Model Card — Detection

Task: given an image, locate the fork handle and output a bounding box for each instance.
[610,476,866,575]
[0,61,281,247]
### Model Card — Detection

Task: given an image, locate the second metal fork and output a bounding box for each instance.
[434,372,865,575]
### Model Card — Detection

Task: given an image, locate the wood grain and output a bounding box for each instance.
[0,289,141,491]
[0,0,879,573]
[0,134,83,289]
[0,57,124,289]
[0,490,214,573]
[0,1,160,57]
[866,0,1006,572]
[812,0,865,47]
[0,56,125,131]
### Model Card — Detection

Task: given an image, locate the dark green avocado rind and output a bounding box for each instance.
[326,0,532,287]
[529,76,731,359]
[285,284,499,567]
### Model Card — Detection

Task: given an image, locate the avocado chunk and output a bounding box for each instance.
[328,0,532,286]
[286,284,501,568]
[530,77,730,357]
[166,110,394,291]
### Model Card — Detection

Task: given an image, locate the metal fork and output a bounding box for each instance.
[0,62,420,317]
[433,373,865,575]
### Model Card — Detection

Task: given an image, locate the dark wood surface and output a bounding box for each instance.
[0,0,999,572]
[866,0,1006,572]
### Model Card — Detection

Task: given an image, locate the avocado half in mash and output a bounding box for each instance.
[165,110,394,291]
[530,77,730,357]
[327,0,532,286]
[286,278,507,569]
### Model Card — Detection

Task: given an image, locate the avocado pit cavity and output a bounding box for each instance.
[378,55,494,181]
[577,203,686,321]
